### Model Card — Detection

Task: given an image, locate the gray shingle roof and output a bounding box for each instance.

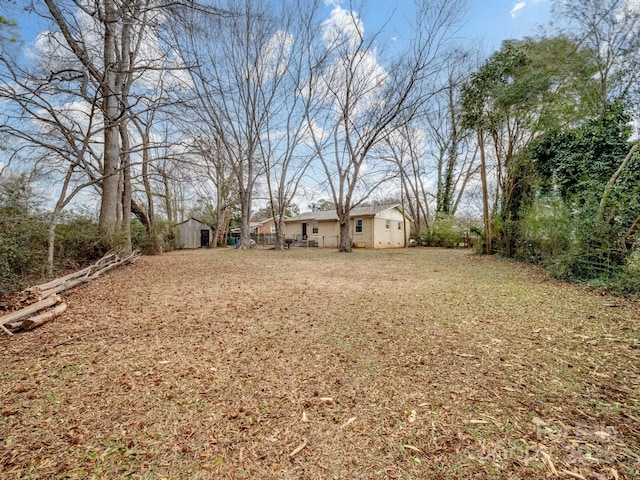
[285,204,402,222]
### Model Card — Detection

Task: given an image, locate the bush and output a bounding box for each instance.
[55,212,107,269]
[425,216,464,248]
[615,242,640,297]
[518,194,637,290]
[518,196,574,267]
[131,218,167,255]
[0,174,48,295]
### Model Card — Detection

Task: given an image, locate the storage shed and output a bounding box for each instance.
[175,218,214,248]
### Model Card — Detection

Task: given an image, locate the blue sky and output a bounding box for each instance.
[464,0,551,49]
[9,1,552,54]
[319,0,552,54]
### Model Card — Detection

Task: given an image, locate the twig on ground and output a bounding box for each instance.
[46,328,109,350]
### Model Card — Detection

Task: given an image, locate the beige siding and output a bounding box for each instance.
[352,216,374,248]
[372,209,408,249]
[285,205,410,249]
[309,220,340,248]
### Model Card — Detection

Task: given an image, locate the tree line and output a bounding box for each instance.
[0,0,638,295]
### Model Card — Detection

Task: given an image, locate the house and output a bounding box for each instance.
[285,204,411,249]
[250,217,283,235]
[175,218,214,248]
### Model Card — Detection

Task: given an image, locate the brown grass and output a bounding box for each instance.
[1,248,639,479]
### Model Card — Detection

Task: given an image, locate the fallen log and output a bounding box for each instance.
[1,295,61,328]
[19,251,138,302]
[22,303,68,331]
[2,250,138,336]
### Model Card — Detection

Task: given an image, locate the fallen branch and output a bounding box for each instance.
[46,327,109,349]
[37,251,138,299]
[22,303,68,331]
[1,295,61,330]
[289,439,309,457]
[2,250,138,336]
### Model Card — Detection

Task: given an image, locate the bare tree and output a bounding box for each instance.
[0,39,107,274]
[41,0,184,248]
[303,0,466,252]
[255,0,323,250]
[171,0,294,249]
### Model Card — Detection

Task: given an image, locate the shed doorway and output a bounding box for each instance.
[200,229,210,247]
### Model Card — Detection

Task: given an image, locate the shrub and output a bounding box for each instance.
[54,212,107,269]
[615,242,640,297]
[425,216,464,248]
[0,174,48,295]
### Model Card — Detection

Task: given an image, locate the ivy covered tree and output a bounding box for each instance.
[529,101,640,279]
[461,36,597,256]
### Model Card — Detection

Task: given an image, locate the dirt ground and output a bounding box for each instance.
[1,248,639,479]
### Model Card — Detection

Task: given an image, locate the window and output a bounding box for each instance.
[312,221,318,234]
[398,221,402,231]
[355,219,363,233]
[385,219,391,230]
[270,226,276,234]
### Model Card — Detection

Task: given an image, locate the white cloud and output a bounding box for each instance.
[321,6,364,50]
[623,0,640,14]
[510,1,527,18]
[315,6,388,121]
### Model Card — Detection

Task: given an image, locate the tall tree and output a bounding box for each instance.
[253,0,321,250]
[552,0,640,116]
[172,0,295,249]
[41,0,181,248]
[461,36,595,255]
[305,0,466,252]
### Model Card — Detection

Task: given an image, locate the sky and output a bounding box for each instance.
[1,0,554,213]
[464,0,551,48]
[8,1,552,54]
[318,0,552,55]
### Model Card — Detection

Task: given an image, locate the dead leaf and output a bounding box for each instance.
[402,444,422,453]
[340,417,356,429]
[289,439,308,457]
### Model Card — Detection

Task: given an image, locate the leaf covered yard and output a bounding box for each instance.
[1,249,639,479]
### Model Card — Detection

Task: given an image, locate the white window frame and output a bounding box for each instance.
[355,219,363,234]
[312,221,318,235]
[385,219,391,230]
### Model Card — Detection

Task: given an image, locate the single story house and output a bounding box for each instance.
[175,218,214,248]
[285,204,411,249]
[250,217,284,235]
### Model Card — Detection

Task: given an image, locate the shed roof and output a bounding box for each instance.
[175,217,213,227]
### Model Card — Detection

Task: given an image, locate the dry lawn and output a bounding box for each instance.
[1,248,639,480]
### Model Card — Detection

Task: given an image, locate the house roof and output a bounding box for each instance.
[285,204,407,222]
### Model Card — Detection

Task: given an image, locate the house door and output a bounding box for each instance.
[302,222,307,240]
[200,229,210,247]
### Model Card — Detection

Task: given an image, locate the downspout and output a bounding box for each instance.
[403,208,407,248]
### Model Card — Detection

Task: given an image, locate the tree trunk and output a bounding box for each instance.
[98,0,122,244]
[479,129,492,255]
[119,120,132,254]
[275,215,286,251]
[1,295,61,327]
[338,214,352,252]
[239,191,252,249]
[596,141,639,224]
[22,303,68,331]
